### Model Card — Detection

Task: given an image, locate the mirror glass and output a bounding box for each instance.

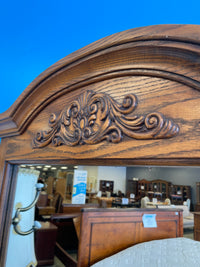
[18,164,200,215]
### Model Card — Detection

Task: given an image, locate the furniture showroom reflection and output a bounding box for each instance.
[30,164,198,266]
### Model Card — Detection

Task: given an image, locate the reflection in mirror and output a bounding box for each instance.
[19,165,129,221]
[10,164,198,265]
[17,164,200,219]
[22,165,126,198]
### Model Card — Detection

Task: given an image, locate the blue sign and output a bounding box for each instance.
[72,170,87,204]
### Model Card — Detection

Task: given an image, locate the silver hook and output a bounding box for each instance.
[12,183,43,236]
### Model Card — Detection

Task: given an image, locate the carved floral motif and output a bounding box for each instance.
[33,90,179,148]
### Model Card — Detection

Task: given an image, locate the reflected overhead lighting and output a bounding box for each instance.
[51,167,57,170]
[61,166,68,170]
[74,166,78,169]
[36,166,42,169]
[20,165,26,168]
[43,167,48,171]
[44,165,51,168]
[30,166,35,169]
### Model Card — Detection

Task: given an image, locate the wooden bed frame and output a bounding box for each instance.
[50,207,183,267]
[0,24,200,266]
[77,208,183,267]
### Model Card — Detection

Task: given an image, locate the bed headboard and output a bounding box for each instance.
[0,24,200,265]
[77,208,183,267]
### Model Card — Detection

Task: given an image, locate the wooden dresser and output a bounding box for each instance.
[35,221,58,266]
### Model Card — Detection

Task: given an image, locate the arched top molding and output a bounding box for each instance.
[1,24,200,138]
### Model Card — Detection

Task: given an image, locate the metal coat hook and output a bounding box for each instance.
[12,183,43,236]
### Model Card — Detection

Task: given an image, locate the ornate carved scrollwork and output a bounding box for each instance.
[33,90,179,148]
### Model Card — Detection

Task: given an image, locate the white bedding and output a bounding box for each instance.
[91,238,200,267]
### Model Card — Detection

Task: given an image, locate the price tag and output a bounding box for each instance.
[122,198,129,204]
[142,214,157,228]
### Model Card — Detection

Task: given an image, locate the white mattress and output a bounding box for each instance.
[91,238,200,267]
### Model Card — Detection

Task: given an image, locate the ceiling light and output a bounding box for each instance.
[51,167,57,170]
[61,166,68,170]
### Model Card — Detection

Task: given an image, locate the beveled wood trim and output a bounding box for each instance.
[6,158,200,167]
[0,164,18,267]
[0,140,6,196]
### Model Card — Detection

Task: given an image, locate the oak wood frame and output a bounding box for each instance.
[1,24,200,265]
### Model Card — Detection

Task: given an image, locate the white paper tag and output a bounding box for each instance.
[122,198,129,204]
[142,214,157,228]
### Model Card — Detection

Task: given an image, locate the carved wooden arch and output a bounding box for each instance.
[1,24,200,138]
[1,24,200,266]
